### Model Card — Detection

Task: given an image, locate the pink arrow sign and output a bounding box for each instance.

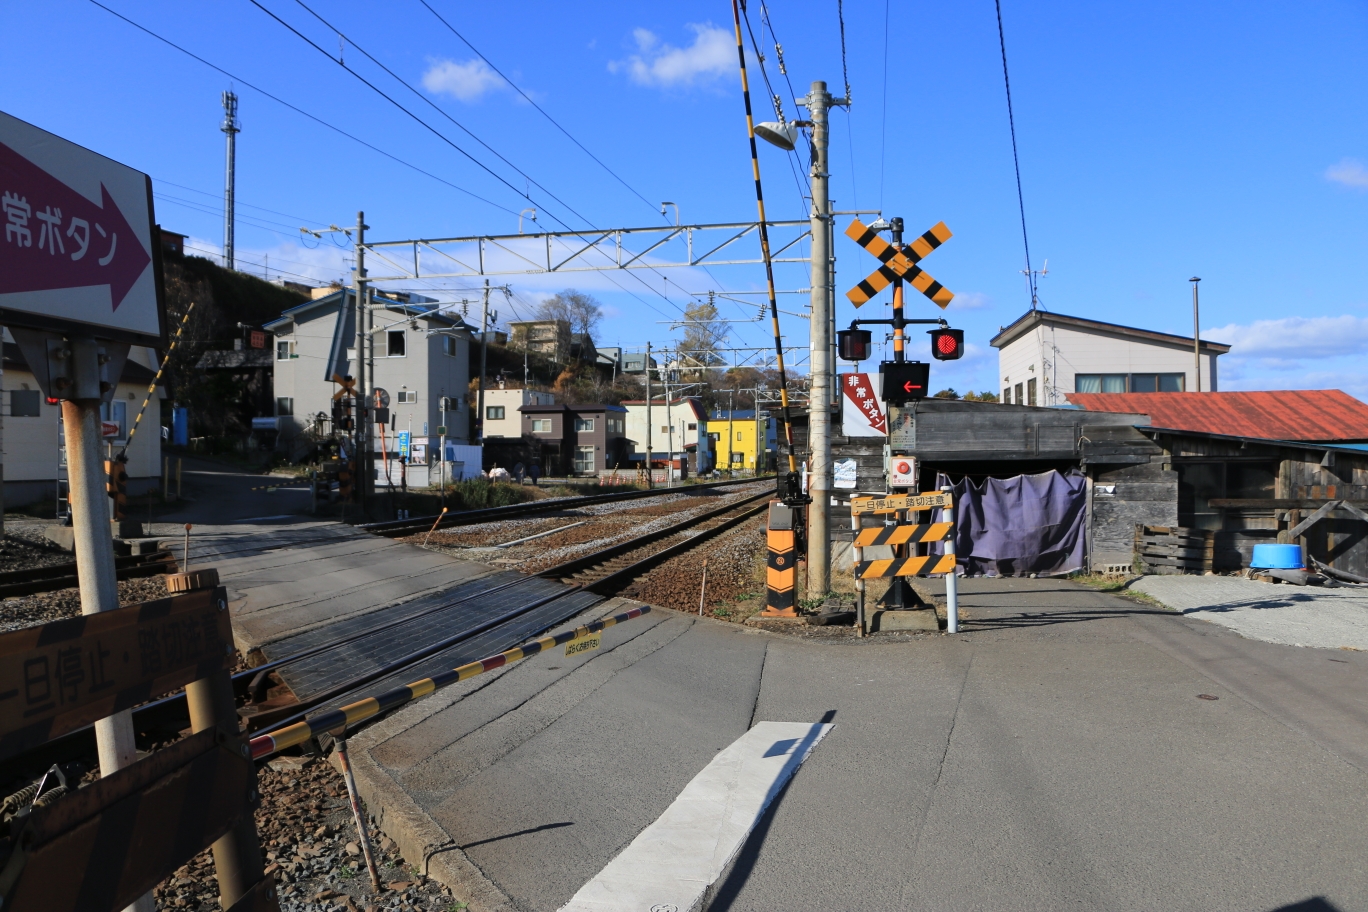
[0,140,150,311]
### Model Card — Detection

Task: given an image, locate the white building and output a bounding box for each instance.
[265,288,475,483]
[3,334,164,507]
[622,397,712,473]
[990,310,1230,406]
[481,387,555,439]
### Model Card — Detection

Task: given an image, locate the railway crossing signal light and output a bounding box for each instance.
[929,328,964,360]
[838,326,872,362]
[880,361,930,404]
[105,458,128,520]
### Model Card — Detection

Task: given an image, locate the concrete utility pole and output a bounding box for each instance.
[477,280,491,445]
[221,91,239,271]
[1190,276,1202,392]
[804,80,847,597]
[645,341,653,488]
[354,212,369,512]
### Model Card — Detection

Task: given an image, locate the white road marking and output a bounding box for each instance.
[230,515,296,523]
[558,720,833,912]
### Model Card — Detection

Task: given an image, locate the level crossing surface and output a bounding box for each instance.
[345,578,1368,912]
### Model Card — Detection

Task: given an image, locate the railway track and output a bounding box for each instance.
[359,475,772,537]
[0,485,773,782]
[0,549,177,599]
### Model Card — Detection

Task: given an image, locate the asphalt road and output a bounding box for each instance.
[360,577,1368,912]
[147,454,315,528]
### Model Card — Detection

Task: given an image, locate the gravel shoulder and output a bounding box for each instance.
[1132,574,1368,650]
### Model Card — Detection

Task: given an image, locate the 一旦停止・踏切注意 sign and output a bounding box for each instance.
[841,372,886,436]
[850,491,953,515]
[0,110,162,346]
[844,218,954,309]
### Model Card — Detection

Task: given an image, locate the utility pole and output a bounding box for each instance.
[477,280,491,445]
[221,91,239,271]
[1190,276,1202,392]
[354,212,369,514]
[645,341,653,488]
[804,79,845,598]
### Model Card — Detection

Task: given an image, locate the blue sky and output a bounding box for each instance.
[4,0,1366,396]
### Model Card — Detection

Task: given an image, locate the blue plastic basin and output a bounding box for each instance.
[1251,543,1303,570]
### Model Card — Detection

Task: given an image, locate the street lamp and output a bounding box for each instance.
[754,120,799,151]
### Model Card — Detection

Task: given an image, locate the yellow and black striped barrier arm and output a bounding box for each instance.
[249,605,651,759]
[845,219,955,308]
[122,302,195,455]
[856,553,956,579]
[854,522,953,548]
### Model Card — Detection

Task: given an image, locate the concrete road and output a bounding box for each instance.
[349,578,1368,912]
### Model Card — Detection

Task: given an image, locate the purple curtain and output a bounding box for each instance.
[933,469,1087,577]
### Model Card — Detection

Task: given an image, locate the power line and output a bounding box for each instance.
[154,177,330,227]
[85,0,520,217]
[994,0,1037,310]
[416,0,667,223]
[250,0,693,319]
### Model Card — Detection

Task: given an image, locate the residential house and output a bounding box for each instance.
[508,320,572,363]
[622,398,712,474]
[709,409,774,473]
[519,403,629,476]
[482,387,555,439]
[991,310,1231,406]
[265,288,473,480]
[2,337,164,506]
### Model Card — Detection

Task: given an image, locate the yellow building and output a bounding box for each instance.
[712,410,773,473]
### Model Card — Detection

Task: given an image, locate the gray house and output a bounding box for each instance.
[265,288,473,465]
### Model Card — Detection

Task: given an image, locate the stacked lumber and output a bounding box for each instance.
[1134,524,1214,575]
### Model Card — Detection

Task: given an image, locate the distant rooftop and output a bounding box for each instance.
[1067,390,1368,443]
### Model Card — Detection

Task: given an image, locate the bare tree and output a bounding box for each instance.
[538,289,603,339]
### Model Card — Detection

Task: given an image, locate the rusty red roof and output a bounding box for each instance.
[1065,390,1368,442]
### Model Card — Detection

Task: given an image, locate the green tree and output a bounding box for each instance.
[933,388,960,400]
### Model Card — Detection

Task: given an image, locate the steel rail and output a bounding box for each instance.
[358,475,771,537]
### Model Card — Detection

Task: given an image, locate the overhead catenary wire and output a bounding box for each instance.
[85,0,520,217]
[415,0,667,224]
[994,0,1037,310]
[253,0,699,321]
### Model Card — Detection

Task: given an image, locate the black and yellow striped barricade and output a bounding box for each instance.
[0,580,280,912]
[762,501,800,618]
[850,488,961,635]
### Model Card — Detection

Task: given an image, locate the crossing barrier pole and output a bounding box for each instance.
[853,500,866,637]
[942,485,959,633]
[333,736,383,891]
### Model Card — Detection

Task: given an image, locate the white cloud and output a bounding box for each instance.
[1326,159,1368,189]
[609,23,735,88]
[1204,315,1368,360]
[949,291,990,311]
[422,58,504,102]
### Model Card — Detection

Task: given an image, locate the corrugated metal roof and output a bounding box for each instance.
[1065,390,1368,442]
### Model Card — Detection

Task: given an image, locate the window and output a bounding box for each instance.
[574,445,595,474]
[1003,387,1011,404]
[276,340,294,361]
[1027,378,1037,407]
[731,452,744,464]
[1129,372,1185,392]
[1014,383,1023,405]
[9,390,40,417]
[607,417,624,434]
[1075,374,1127,393]
[397,390,417,404]
[383,330,406,357]
[442,335,458,356]
[687,422,697,431]
[99,400,127,439]
[486,406,505,420]
[662,426,671,435]
[531,418,552,434]
[276,397,294,417]
[736,432,743,441]
[575,417,595,432]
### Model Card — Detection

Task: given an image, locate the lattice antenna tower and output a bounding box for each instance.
[221,90,241,271]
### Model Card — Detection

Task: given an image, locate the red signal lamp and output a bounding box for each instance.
[838,326,872,362]
[929,328,964,361]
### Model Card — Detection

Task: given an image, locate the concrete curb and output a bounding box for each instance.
[340,596,653,912]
